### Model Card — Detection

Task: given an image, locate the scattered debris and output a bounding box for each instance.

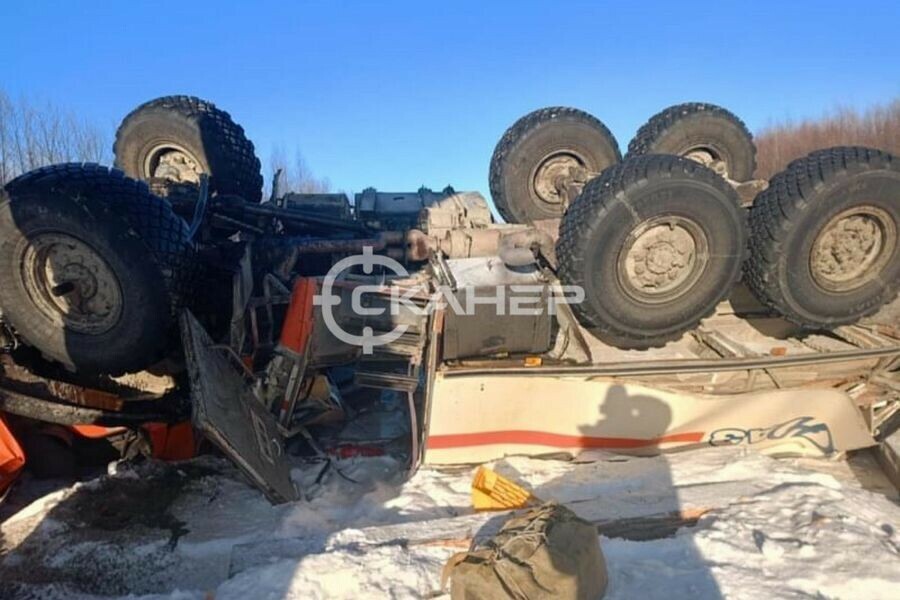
[1,447,899,598]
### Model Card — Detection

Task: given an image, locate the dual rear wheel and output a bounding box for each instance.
[0,96,263,375]
[491,105,900,348]
[745,147,899,328]
[557,154,747,348]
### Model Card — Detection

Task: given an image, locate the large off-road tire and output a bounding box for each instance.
[114,95,263,205]
[557,154,748,349]
[627,103,756,182]
[489,107,621,224]
[745,147,899,328]
[0,164,195,375]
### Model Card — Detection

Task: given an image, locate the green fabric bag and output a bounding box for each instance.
[445,502,608,600]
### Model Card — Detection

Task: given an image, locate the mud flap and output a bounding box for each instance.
[181,310,299,503]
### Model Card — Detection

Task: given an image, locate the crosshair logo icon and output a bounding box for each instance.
[313,246,410,354]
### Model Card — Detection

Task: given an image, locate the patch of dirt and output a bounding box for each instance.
[0,459,224,597]
[55,461,220,548]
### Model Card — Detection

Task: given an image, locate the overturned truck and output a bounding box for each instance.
[0,97,898,501]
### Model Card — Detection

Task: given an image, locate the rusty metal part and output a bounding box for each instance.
[0,354,124,411]
[0,388,170,426]
[19,232,124,335]
[810,205,896,292]
[0,353,179,425]
[618,216,709,303]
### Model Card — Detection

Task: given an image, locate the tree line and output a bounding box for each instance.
[3,87,897,191]
[0,88,330,195]
[0,89,109,186]
[754,98,900,179]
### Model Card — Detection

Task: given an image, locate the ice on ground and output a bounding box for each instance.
[1,447,898,599]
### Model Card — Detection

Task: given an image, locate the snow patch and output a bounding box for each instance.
[2,447,898,599]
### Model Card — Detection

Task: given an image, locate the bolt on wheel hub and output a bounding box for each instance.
[21,233,124,335]
[811,206,895,292]
[619,216,709,303]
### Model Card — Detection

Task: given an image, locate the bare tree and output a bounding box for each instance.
[755,98,900,179]
[0,88,110,186]
[267,144,331,198]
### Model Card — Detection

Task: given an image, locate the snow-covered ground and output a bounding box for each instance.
[1,447,898,599]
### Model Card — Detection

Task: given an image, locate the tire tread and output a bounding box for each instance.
[745,146,898,328]
[626,102,756,179]
[557,154,747,348]
[114,95,263,203]
[490,107,621,223]
[4,163,196,318]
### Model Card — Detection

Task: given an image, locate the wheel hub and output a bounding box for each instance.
[21,233,124,335]
[619,217,709,303]
[683,147,728,178]
[532,152,587,205]
[145,144,203,185]
[811,206,895,292]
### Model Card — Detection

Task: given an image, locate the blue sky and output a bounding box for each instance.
[2,0,898,197]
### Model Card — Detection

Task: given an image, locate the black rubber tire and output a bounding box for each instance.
[745,147,900,328]
[627,103,757,182]
[114,95,263,204]
[489,107,621,224]
[557,154,748,349]
[0,164,195,375]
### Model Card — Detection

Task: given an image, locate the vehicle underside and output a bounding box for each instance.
[0,97,898,501]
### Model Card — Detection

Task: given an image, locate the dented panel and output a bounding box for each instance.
[424,374,875,464]
[181,311,299,503]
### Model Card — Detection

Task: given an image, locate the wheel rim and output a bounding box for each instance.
[681,146,728,178]
[20,233,124,335]
[617,216,710,304]
[810,205,896,292]
[143,143,204,185]
[531,151,588,206]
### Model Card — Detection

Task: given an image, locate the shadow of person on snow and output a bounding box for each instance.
[468,383,723,599]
